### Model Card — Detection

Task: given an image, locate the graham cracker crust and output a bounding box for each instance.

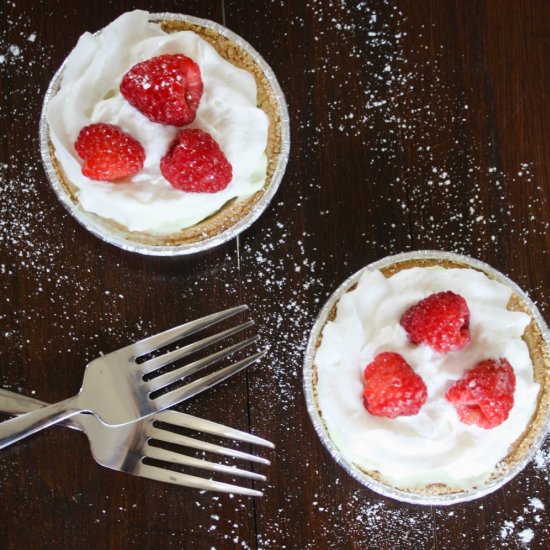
[313,258,550,497]
[48,17,283,247]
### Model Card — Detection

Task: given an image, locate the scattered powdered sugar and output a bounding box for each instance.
[533,440,550,477]
[499,493,549,546]
[530,497,545,511]
[256,490,434,549]
[0,5,49,78]
[501,522,535,547]
[519,528,535,544]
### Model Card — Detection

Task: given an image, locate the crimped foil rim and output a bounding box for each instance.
[39,12,290,256]
[303,250,550,506]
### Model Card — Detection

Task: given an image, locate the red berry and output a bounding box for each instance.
[363,352,428,418]
[120,54,203,126]
[160,129,232,193]
[74,123,145,181]
[445,358,516,429]
[400,291,470,353]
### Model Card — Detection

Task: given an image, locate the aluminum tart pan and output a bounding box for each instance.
[303,250,550,505]
[39,13,290,256]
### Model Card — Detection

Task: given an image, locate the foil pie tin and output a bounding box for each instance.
[39,13,290,256]
[303,250,550,505]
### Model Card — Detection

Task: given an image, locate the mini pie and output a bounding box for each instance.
[309,254,550,502]
[43,10,287,252]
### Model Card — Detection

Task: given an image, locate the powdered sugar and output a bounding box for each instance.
[519,528,535,544]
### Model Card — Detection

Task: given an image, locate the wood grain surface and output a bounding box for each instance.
[0,0,549,548]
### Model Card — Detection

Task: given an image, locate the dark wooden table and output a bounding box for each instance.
[1,1,549,548]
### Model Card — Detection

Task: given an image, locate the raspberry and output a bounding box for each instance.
[160,129,232,193]
[74,123,145,181]
[120,54,203,126]
[400,291,470,353]
[445,358,516,429]
[363,352,428,418]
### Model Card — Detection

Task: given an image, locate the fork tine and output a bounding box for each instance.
[146,335,259,392]
[144,445,266,481]
[153,411,275,448]
[128,305,248,358]
[152,350,266,410]
[141,320,255,375]
[146,425,270,465]
[136,463,263,496]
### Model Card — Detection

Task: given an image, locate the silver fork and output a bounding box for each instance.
[0,305,264,449]
[0,389,272,496]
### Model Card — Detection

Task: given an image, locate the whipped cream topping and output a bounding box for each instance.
[47,10,269,233]
[315,266,540,490]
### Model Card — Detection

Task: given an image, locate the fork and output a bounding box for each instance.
[0,305,264,449]
[0,389,272,496]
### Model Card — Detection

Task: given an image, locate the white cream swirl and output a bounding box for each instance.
[47,10,269,233]
[315,267,540,489]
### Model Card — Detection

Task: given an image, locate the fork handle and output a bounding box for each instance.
[0,394,82,449]
[0,390,82,431]
[0,389,57,415]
